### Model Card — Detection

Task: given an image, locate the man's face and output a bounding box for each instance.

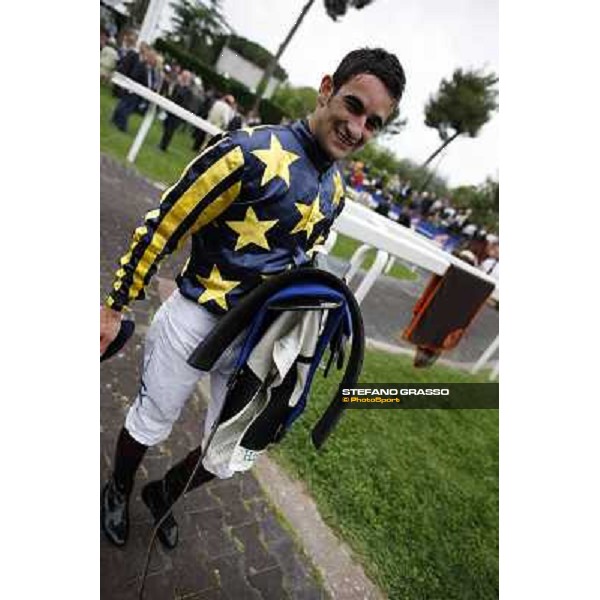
[310,73,397,161]
[179,70,192,86]
[146,51,157,68]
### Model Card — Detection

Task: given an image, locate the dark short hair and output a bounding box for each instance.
[332,48,406,103]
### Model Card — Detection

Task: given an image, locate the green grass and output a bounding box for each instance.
[100,85,416,282]
[273,349,498,600]
[100,83,200,185]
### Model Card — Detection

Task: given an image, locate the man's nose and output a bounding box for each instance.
[347,114,368,140]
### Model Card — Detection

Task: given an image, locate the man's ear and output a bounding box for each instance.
[317,75,334,107]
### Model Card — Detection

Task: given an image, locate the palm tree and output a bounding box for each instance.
[251,0,377,113]
[422,68,498,168]
[169,0,229,57]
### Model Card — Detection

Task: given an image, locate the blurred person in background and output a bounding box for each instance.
[159,70,195,152]
[440,203,456,228]
[226,101,244,132]
[188,76,205,119]
[372,182,392,218]
[480,238,499,279]
[100,30,119,83]
[398,205,412,228]
[207,94,236,130]
[400,179,412,200]
[450,207,471,234]
[461,221,477,239]
[191,87,217,151]
[245,109,262,127]
[419,190,433,217]
[350,161,365,190]
[159,63,177,97]
[112,29,138,98]
[409,190,422,213]
[198,93,236,150]
[111,48,159,132]
[430,194,444,216]
[153,53,166,95]
[118,28,138,62]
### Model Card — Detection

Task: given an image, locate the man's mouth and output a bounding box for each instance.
[335,127,357,149]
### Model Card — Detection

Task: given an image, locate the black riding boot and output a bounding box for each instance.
[101,428,147,547]
[142,445,215,549]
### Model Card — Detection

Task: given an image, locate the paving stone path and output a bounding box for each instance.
[101,155,328,600]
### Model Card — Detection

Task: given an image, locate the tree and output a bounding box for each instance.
[125,0,151,26]
[452,177,499,231]
[251,0,377,113]
[272,84,318,120]
[169,0,229,62]
[422,68,498,168]
[351,143,449,198]
[353,142,401,177]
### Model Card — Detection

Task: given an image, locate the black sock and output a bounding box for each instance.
[164,445,215,502]
[112,427,148,494]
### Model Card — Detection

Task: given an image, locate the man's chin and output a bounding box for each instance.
[328,142,356,161]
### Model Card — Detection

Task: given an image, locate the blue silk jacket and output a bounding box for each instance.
[106,120,346,315]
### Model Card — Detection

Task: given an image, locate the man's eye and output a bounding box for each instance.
[366,118,382,132]
[344,98,362,114]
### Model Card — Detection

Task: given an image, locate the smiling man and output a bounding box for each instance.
[100,47,406,550]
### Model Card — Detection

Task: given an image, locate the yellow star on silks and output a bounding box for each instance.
[226,207,278,251]
[251,134,300,188]
[196,265,241,311]
[332,170,344,206]
[290,194,325,240]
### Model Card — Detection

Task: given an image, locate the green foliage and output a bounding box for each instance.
[324,0,376,21]
[452,178,499,231]
[124,0,150,26]
[154,38,287,124]
[272,84,318,120]
[353,142,401,178]
[168,0,229,63]
[425,68,499,141]
[213,34,288,81]
[352,143,449,197]
[397,158,449,197]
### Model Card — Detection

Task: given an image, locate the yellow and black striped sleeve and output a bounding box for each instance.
[105,135,245,311]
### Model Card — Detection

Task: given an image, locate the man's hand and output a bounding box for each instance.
[100,305,122,356]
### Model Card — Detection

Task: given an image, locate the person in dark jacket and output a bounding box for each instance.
[111,47,158,132]
[100,47,406,550]
[191,87,217,151]
[159,70,195,152]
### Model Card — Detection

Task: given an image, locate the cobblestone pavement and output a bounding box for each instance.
[101,155,327,600]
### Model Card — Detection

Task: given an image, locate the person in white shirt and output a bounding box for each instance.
[207,94,236,130]
[197,94,237,151]
[480,240,499,280]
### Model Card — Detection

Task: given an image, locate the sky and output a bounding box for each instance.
[161,0,499,188]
